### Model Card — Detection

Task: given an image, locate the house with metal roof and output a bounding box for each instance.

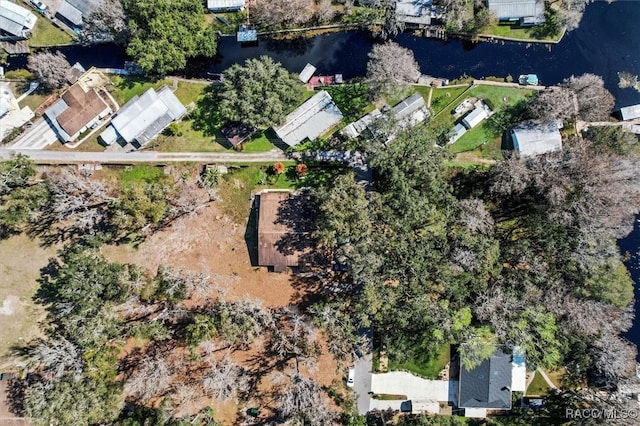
[273,90,343,147]
[44,84,111,143]
[487,0,545,25]
[619,104,640,121]
[257,191,312,272]
[511,120,562,157]
[396,0,433,26]
[207,0,245,12]
[392,93,430,127]
[0,0,37,38]
[459,350,513,418]
[461,101,492,129]
[56,0,91,28]
[99,86,186,148]
[342,109,382,139]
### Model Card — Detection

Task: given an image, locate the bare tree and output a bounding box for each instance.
[562,73,615,121]
[28,336,84,381]
[27,51,71,90]
[81,0,127,43]
[41,169,114,234]
[125,354,173,402]
[526,87,576,121]
[252,0,315,28]
[202,357,249,400]
[268,307,320,366]
[557,0,587,31]
[366,41,420,98]
[315,0,336,23]
[458,198,495,235]
[593,334,637,383]
[274,372,337,425]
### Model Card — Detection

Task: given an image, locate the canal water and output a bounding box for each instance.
[7,2,640,352]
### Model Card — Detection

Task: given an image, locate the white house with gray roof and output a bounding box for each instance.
[99,86,186,148]
[487,0,545,25]
[392,93,430,127]
[619,104,640,121]
[207,0,245,12]
[273,90,343,147]
[511,120,562,157]
[459,350,513,418]
[0,0,37,38]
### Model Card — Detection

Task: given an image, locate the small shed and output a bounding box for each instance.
[461,102,491,129]
[221,122,255,148]
[449,123,467,144]
[299,63,317,84]
[237,24,257,42]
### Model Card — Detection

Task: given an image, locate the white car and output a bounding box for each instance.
[347,367,355,387]
[30,0,47,12]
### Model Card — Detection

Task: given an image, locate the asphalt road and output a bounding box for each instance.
[0,148,289,164]
[354,352,373,415]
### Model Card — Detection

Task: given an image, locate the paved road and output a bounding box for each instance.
[0,148,289,164]
[8,118,58,150]
[353,352,373,415]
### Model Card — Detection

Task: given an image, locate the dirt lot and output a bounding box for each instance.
[104,201,340,424]
[102,202,300,307]
[0,235,56,364]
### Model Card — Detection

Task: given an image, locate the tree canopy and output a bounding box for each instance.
[123,0,217,75]
[218,56,303,128]
[366,41,421,99]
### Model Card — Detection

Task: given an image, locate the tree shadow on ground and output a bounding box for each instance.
[244,198,259,267]
[191,85,224,137]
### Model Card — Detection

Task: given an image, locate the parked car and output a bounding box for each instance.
[347,367,355,387]
[30,0,47,12]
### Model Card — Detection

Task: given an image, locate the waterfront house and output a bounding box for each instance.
[99,86,186,148]
[0,0,37,38]
[56,0,91,29]
[395,0,435,27]
[273,90,343,147]
[45,84,111,143]
[511,120,562,157]
[257,191,311,272]
[487,0,545,26]
[619,104,640,121]
[392,93,430,128]
[459,350,512,418]
[207,0,245,12]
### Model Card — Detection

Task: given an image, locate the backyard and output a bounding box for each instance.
[387,343,451,379]
[27,14,75,47]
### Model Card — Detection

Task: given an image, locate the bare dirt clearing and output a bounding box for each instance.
[102,202,300,307]
[0,235,56,362]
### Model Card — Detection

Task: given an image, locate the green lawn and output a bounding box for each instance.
[482,23,562,42]
[242,133,276,152]
[388,343,451,379]
[218,163,297,224]
[430,86,471,116]
[28,15,75,47]
[526,372,551,396]
[109,76,207,106]
[18,91,49,111]
[324,83,375,123]
[118,165,165,187]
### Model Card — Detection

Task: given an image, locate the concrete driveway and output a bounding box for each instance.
[8,118,58,150]
[371,371,457,406]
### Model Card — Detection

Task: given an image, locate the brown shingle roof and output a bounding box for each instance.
[56,85,108,137]
[257,191,311,269]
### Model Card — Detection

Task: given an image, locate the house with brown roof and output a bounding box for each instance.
[44,84,111,143]
[257,191,312,272]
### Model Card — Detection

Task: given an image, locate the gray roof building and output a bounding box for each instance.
[449,123,467,144]
[619,104,640,121]
[396,0,433,26]
[56,0,92,27]
[0,0,37,38]
[487,0,545,23]
[299,63,317,84]
[511,120,562,157]
[459,350,512,411]
[273,90,343,147]
[207,0,245,11]
[461,102,491,129]
[392,93,429,124]
[99,86,186,148]
[342,109,382,139]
